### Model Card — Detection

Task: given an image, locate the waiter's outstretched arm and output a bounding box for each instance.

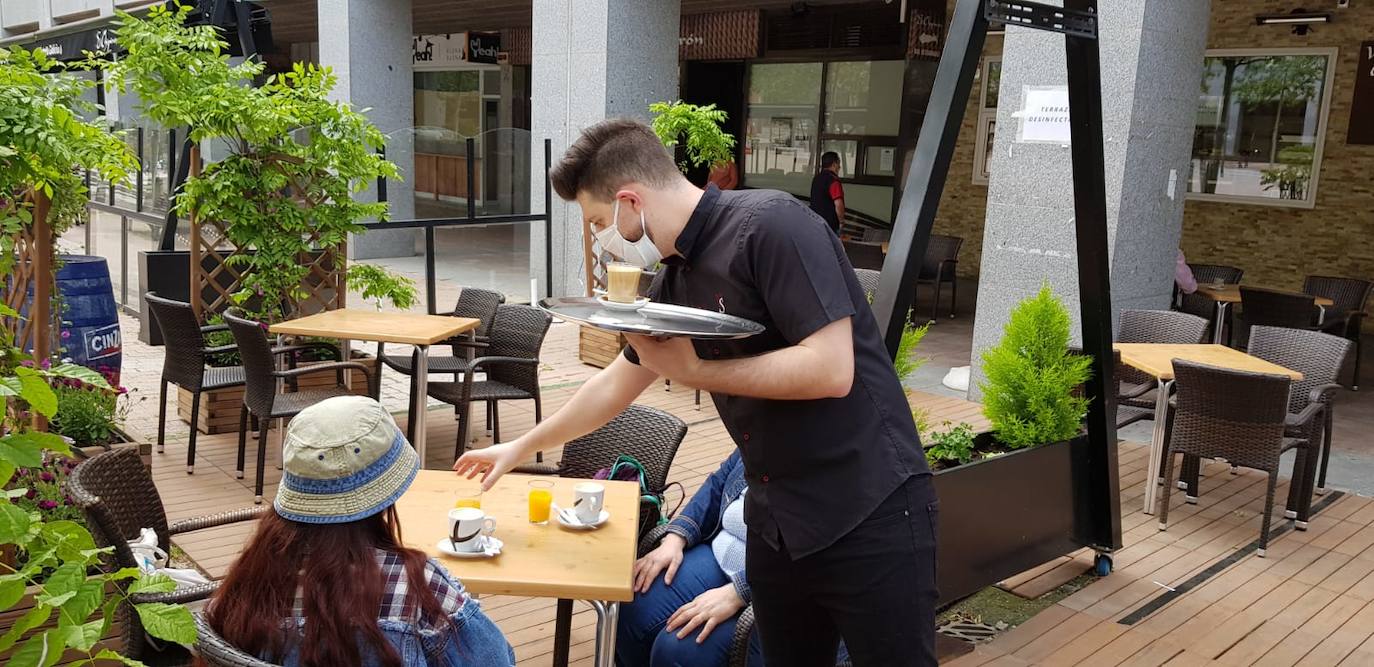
[626,316,854,401]
[453,355,659,489]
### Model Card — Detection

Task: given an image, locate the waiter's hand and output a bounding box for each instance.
[453,441,524,492]
[666,584,746,644]
[624,334,701,384]
[633,532,686,593]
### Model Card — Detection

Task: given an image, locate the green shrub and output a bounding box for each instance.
[649,101,736,173]
[926,421,978,469]
[894,318,929,385]
[50,383,124,447]
[979,284,1091,448]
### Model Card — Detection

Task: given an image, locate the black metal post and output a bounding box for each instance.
[466,138,477,220]
[135,127,145,213]
[425,226,437,315]
[376,145,387,203]
[544,139,553,298]
[1063,0,1121,551]
[160,134,193,250]
[873,0,989,357]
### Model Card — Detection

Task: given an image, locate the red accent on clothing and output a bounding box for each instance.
[828,180,844,201]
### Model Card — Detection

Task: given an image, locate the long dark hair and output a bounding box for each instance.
[207,506,452,667]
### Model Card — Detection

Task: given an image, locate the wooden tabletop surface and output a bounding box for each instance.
[1113,343,1303,382]
[1193,284,1334,307]
[394,471,639,602]
[269,309,479,345]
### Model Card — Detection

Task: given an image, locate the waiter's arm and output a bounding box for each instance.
[625,317,854,400]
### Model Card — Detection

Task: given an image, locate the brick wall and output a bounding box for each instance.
[933,0,1374,302]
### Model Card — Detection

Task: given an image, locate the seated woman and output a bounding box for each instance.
[207,396,515,667]
[618,449,759,667]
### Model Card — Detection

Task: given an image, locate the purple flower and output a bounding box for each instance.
[60,330,70,339]
[24,489,36,500]
[37,500,57,511]
[39,471,54,483]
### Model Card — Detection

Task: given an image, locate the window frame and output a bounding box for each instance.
[972,56,1001,186]
[1185,47,1339,210]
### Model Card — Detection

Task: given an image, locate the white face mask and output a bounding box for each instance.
[594,199,662,269]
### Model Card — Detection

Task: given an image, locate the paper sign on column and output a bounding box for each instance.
[1014,86,1072,144]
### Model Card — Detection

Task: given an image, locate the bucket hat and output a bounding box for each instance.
[274,396,419,524]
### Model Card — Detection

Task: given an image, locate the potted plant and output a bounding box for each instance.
[49,367,151,466]
[923,285,1098,604]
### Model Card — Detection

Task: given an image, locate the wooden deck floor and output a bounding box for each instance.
[140,321,1374,666]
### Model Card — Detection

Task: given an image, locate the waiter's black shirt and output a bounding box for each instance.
[624,185,929,559]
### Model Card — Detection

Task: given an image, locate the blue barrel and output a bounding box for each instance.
[54,255,122,383]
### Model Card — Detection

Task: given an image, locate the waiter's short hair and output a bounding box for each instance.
[820,151,841,169]
[550,118,683,202]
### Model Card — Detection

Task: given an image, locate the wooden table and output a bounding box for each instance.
[1192,285,1333,344]
[270,309,479,462]
[395,471,639,667]
[1115,343,1303,515]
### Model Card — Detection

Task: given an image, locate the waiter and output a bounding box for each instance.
[455,119,937,666]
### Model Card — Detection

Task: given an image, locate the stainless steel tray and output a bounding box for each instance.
[538,297,765,340]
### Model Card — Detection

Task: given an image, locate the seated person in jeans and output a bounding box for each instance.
[207,396,515,667]
[619,451,848,666]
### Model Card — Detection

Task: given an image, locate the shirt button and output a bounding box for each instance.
[742,433,750,441]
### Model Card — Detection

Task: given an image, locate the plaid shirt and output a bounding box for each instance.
[292,549,468,627]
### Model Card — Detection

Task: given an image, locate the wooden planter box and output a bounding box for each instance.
[578,325,627,369]
[0,580,124,665]
[933,432,1094,605]
[178,354,376,434]
[73,435,151,471]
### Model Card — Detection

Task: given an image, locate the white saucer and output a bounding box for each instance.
[437,535,504,558]
[596,295,650,312]
[558,509,611,530]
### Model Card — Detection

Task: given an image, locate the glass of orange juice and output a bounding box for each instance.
[528,480,554,524]
[454,490,482,510]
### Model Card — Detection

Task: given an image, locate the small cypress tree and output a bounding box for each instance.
[980,284,1091,448]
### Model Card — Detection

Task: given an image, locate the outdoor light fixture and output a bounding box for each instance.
[1255,9,1332,35]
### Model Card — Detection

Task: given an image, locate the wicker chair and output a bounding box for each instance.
[854,268,882,301]
[66,448,265,665]
[1113,310,1209,432]
[376,286,505,401]
[1304,276,1371,390]
[842,240,885,271]
[427,304,552,459]
[193,614,282,667]
[1247,326,1351,505]
[1239,286,1322,331]
[915,234,962,323]
[224,309,378,503]
[1157,360,1310,557]
[1177,264,1242,340]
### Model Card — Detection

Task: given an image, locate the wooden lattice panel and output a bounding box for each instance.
[1,192,53,362]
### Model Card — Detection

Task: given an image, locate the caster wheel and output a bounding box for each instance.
[1094,553,1113,577]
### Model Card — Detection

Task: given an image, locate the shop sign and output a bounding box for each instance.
[907,8,944,60]
[1349,41,1374,145]
[680,10,760,61]
[1014,86,1072,145]
[28,25,118,61]
[413,32,500,68]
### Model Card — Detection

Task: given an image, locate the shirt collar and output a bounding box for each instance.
[666,184,721,265]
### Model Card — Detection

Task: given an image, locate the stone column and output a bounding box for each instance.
[530,0,681,298]
[968,0,1211,398]
[319,0,417,261]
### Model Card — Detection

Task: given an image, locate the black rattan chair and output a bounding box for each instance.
[1113,310,1209,432]
[224,309,378,503]
[1177,264,1243,340]
[1247,326,1351,504]
[842,240,885,271]
[193,613,282,667]
[427,304,552,459]
[1157,360,1311,557]
[1304,276,1371,390]
[915,234,962,323]
[854,268,881,301]
[1239,286,1322,332]
[67,448,265,665]
[376,286,505,400]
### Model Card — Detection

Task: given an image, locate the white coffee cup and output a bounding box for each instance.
[573,482,605,524]
[448,507,497,553]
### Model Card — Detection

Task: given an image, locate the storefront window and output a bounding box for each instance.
[973,57,1000,185]
[744,63,822,195]
[1188,49,1335,208]
[824,61,903,136]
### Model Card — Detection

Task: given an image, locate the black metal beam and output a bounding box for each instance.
[1062,0,1121,551]
[985,0,1099,38]
[874,0,988,356]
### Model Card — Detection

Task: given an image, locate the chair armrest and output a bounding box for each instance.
[1117,382,1153,401]
[447,337,491,349]
[203,344,238,356]
[512,463,561,476]
[1286,384,1340,430]
[168,506,267,535]
[130,581,219,606]
[199,323,229,335]
[275,361,373,380]
[637,523,674,558]
[728,605,756,667]
[469,356,540,373]
[271,341,342,361]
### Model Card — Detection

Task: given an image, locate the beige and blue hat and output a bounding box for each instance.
[274,396,420,524]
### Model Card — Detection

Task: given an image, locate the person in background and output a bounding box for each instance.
[207,396,514,667]
[809,151,845,234]
[708,158,738,191]
[1176,249,1197,294]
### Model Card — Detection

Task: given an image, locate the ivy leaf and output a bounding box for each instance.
[133,602,196,645]
[0,604,52,653]
[9,629,63,667]
[0,503,34,545]
[56,618,103,652]
[127,573,175,595]
[14,366,56,418]
[0,575,26,611]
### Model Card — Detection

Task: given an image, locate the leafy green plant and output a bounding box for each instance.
[649,101,736,173]
[925,421,978,469]
[348,263,418,311]
[894,319,929,385]
[980,284,1091,449]
[99,4,412,323]
[50,380,134,449]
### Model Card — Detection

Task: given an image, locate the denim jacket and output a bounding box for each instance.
[272,554,516,667]
[664,449,751,603]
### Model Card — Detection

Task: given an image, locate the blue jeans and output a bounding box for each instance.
[616,545,764,667]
